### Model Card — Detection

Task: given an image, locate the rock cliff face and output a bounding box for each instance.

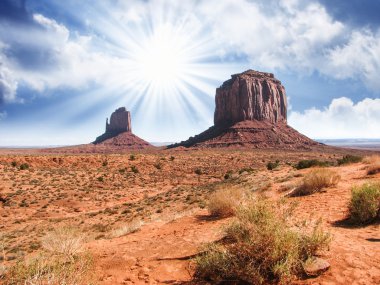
[169,70,320,149]
[214,70,287,127]
[93,107,151,148]
[106,107,132,133]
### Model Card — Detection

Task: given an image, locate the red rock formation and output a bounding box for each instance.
[170,70,320,149]
[94,107,151,148]
[214,70,287,126]
[106,107,132,133]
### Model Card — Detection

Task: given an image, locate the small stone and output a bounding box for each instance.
[303,257,331,277]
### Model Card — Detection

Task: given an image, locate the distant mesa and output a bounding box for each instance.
[169,69,320,149]
[94,107,151,149]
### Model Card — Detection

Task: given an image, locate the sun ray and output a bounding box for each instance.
[44,0,240,141]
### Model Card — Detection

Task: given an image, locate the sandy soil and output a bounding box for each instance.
[0,148,379,284]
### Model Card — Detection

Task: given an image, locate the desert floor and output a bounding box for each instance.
[0,148,379,284]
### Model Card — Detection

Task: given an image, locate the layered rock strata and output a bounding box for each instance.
[214,70,287,126]
[169,70,320,149]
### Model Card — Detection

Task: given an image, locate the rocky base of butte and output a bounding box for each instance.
[170,70,320,149]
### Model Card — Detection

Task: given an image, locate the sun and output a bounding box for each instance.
[135,24,189,90]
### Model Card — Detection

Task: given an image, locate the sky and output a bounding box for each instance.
[0,0,380,146]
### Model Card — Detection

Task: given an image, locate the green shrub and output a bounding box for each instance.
[19,163,29,170]
[195,168,202,175]
[291,168,340,196]
[267,161,279,170]
[11,161,17,167]
[129,154,136,161]
[349,183,380,224]
[97,176,104,182]
[337,155,362,165]
[295,159,330,170]
[196,199,330,284]
[131,166,139,173]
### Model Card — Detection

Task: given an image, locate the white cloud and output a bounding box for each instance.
[1,0,380,104]
[323,29,380,91]
[0,62,18,103]
[198,0,344,71]
[289,97,380,138]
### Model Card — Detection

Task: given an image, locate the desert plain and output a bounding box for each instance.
[0,146,379,285]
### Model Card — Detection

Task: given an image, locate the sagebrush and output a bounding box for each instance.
[196,199,330,284]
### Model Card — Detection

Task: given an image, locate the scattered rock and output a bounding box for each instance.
[303,257,331,277]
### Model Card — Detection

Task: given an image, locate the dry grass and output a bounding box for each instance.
[196,199,330,284]
[41,226,85,261]
[349,182,380,224]
[3,226,93,284]
[363,155,380,164]
[207,188,248,218]
[110,219,143,238]
[5,253,94,285]
[362,155,380,175]
[291,168,340,197]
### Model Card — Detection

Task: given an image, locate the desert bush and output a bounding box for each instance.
[291,168,340,196]
[295,159,330,170]
[367,163,380,175]
[207,188,248,218]
[337,155,362,165]
[194,168,202,175]
[19,163,29,170]
[196,199,330,284]
[129,154,136,161]
[110,219,143,238]
[41,226,85,261]
[131,165,139,173]
[4,226,93,284]
[10,161,17,167]
[349,183,380,224]
[5,252,93,285]
[363,155,380,164]
[267,161,279,170]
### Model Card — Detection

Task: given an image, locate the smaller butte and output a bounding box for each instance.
[93,107,151,149]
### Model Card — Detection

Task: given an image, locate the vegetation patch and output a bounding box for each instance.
[337,155,362,165]
[295,159,330,170]
[349,183,380,224]
[4,226,93,284]
[196,199,330,284]
[291,168,340,196]
[207,188,248,218]
[266,160,279,170]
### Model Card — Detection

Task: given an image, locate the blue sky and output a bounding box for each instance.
[0,0,380,146]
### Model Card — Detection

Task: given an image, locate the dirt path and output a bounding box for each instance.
[89,210,227,284]
[293,164,380,285]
